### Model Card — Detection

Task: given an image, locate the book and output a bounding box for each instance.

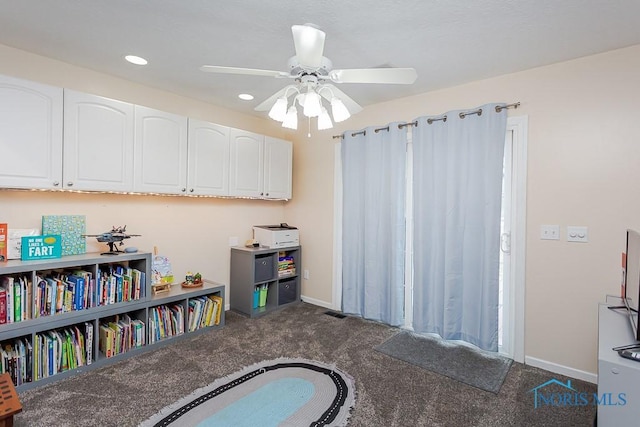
[0,223,7,261]
[63,280,74,313]
[211,295,224,325]
[7,228,39,260]
[41,215,86,256]
[60,330,70,371]
[2,276,14,324]
[99,324,113,358]
[22,276,31,320]
[67,275,85,311]
[13,278,21,322]
[21,235,62,260]
[85,322,93,365]
[0,287,6,324]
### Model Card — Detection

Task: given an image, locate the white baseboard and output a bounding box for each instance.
[300,295,335,310]
[525,356,597,384]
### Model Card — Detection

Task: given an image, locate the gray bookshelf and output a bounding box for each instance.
[230,245,301,317]
[0,252,225,391]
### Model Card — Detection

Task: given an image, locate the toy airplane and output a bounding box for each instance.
[83,225,141,255]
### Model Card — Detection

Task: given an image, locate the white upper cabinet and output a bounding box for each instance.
[229,129,293,200]
[63,90,134,191]
[187,119,230,196]
[133,105,188,194]
[0,75,63,190]
[0,74,292,199]
[229,129,264,198]
[263,137,292,200]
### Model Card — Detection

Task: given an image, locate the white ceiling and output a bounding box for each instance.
[1,1,639,119]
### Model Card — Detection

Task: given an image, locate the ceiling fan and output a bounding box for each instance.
[200,24,417,131]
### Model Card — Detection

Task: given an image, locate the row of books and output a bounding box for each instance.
[34,323,92,382]
[0,276,32,324]
[99,314,145,358]
[149,304,184,344]
[0,338,32,386]
[1,294,223,384]
[0,270,96,324]
[35,271,95,318]
[187,295,223,332]
[278,253,296,278]
[97,265,145,306]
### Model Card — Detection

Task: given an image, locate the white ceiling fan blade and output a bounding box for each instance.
[318,84,363,115]
[200,65,289,78]
[254,85,298,111]
[329,68,417,84]
[291,24,325,69]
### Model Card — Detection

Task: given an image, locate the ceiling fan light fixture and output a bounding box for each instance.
[302,90,322,118]
[317,107,333,130]
[331,97,351,122]
[282,106,298,130]
[268,96,288,122]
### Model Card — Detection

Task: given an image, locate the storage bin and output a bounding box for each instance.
[278,280,297,305]
[254,254,275,282]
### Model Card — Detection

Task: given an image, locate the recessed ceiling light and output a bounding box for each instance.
[238,93,254,101]
[125,55,148,65]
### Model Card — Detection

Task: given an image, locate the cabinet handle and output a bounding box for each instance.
[265,193,269,196]
[181,188,186,192]
[67,182,74,187]
[189,188,194,193]
[260,192,264,196]
[53,181,60,187]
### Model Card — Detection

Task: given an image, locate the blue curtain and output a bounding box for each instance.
[341,124,406,326]
[412,104,507,351]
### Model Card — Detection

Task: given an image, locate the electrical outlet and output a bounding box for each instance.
[540,225,560,240]
[228,236,239,247]
[303,269,309,280]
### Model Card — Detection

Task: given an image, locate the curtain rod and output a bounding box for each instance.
[332,102,520,139]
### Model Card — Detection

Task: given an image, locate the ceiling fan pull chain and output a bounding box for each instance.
[308,116,312,138]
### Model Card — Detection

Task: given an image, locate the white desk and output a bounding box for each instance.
[598,299,640,425]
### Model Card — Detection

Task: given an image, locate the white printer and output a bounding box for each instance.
[253,224,299,248]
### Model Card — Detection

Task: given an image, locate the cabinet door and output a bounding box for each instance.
[263,137,292,199]
[229,129,264,198]
[187,119,230,196]
[134,106,188,194]
[0,75,63,190]
[63,90,134,191]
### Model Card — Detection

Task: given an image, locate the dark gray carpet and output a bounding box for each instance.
[375,331,512,394]
[14,303,597,427]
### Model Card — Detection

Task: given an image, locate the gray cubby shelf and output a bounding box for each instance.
[230,245,301,318]
[0,252,225,391]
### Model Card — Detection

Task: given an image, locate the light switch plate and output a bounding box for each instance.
[567,226,588,243]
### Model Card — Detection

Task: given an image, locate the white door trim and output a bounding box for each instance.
[506,115,528,363]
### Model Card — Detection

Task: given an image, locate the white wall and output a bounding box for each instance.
[286,44,640,376]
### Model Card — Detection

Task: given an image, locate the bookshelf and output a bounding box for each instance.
[0,253,225,391]
[230,246,301,318]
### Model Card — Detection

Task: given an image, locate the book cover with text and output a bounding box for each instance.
[0,223,7,261]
